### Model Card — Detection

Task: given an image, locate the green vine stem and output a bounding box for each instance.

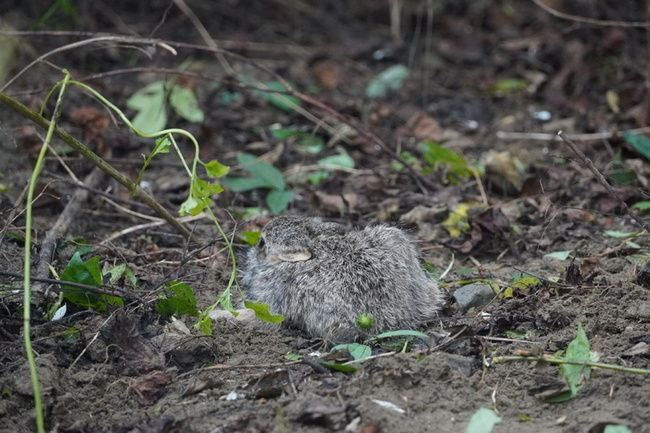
[491,355,650,375]
[19,73,77,433]
[0,91,194,241]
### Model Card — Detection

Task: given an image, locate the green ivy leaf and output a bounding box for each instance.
[624,132,650,161]
[204,160,230,178]
[317,153,355,168]
[156,280,199,317]
[244,300,284,323]
[126,81,167,133]
[266,189,293,214]
[170,85,204,123]
[61,253,123,312]
[238,153,286,190]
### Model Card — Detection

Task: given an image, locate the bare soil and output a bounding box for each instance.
[1,1,650,432]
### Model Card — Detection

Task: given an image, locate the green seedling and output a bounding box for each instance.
[419,140,476,184]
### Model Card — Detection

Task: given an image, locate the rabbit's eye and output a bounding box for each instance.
[257,237,266,249]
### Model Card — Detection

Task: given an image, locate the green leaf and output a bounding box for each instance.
[169,85,204,123]
[61,253,123,312]
[316,360,358,373]
[317,153,355,168]
[270,125,300,139]
[204,160,230,178]
[546,324,591,402]
[192,178,224,197]
[419,141,474,181]
[256,80,301,112]
[266,189,293,214]
[624,132,650,161]
[156,280,199,317]
[366,329,429,343]
[179,195,202,216]
[217,287,237,315]
[285,353,302,361]
[229,153,286,190]
[195,312,213,335]
[126,81,167,133]
[240,230,261,246]
[466,408,502,433]
[489,78,528,94]
[632,201,650,211]
[603,425,632,433]
[366,64,409,98]
[297,134,324,153]
[543,250,572,260]
[331,343,372,360]
[307,171,330,185]
[152,135,171,156]
[222,176,275,192]
[104,263,137,287]
[604,230,639,238]
[244,300,285,323]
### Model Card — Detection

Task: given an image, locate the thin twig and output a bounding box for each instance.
[496,126,650,141]
[532,0,650,28]
[492,355,650,375]
[558,131,650,232]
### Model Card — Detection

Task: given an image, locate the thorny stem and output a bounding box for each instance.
[492,355,650,375]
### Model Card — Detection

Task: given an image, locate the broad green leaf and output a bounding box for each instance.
[104,263,137,287]
[604,230,639,238]
[317,153,355,168]
[624,132,650,161]
[240,230,261,246]
[632,201,650,211]
[156,280,199,317]
[298,134,324,153]
[266,189,293,214]
[546,324,591,402]
[236,153,285,190]
[419,141,474,180]
[179,195,200,216]
[170,85,204,123]
[257,80,301,112]
[126,81,167,133]
[61,253,123,312]
[244,300,285,323]
[285,353,302,361]
[204,160,230,178]
[366,64,409,98]
[466,408,502,433]
[544,250,572,260]
[331,343,372,360]
[222,176,275,192]
[192,178,224,197]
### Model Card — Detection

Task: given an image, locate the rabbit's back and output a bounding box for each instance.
[241,216,443,341]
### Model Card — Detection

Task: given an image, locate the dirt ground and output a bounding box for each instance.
[1,1,650,432]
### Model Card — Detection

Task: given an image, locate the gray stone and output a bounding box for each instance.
[452,283,496,313]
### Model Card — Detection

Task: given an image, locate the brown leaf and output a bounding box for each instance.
[102,309,165,374]
[404,112,444,142]
[133,369,177,405]
[69,106,110,150]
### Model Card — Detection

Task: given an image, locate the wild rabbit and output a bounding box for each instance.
[240,215,443,342]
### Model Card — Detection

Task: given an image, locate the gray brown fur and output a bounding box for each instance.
[240,215,443,342]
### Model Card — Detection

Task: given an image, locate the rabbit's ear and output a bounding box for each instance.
[277,247,312,262]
